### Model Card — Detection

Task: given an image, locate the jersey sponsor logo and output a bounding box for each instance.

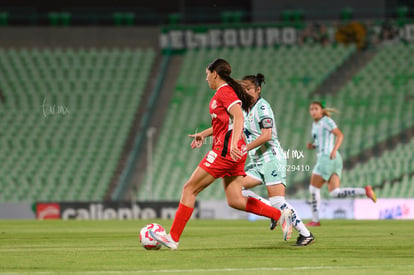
[211,100,217,109]
[248,112,254,122]
[206,150,217,163]
[271,170,278,177]
[260,105,266,110]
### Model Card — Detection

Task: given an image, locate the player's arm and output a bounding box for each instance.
[330,127,343,159]
[246,127,272,151]
[200,127,213,137]
[189,127,213,149]
[228,103,244,160]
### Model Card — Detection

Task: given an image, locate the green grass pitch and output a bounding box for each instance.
[1,219,414,274]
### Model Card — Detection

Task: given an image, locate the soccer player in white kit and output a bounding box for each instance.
[240,73,314,246]
[306,101,377,226]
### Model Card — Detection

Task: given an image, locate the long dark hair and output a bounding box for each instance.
[207,58,253,112]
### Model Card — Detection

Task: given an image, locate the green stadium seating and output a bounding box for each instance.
[323,44,414,159]
[48,12,72,26]
[396,6,409,26]
[137,44,356,200]
[340,7,353,21]
[168,13,182,25]
[0,12,9,26]
[340,138,414,198]
[138,42,414,201]
[0,47,155,202]
[298,43,414,199]
[112,12,136,26]
[221,11,244,24]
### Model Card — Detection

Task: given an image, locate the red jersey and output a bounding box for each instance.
[209,83,247,161]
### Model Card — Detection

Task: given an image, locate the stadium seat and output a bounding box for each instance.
[340,7,353,21]
[0,12,9,26]
[168,13,182,25]
[341,137,414,198]
[143,42,414,200]
[0,47,155,202]
[137,44,357,200]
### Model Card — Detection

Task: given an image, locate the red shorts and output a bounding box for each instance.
[198,150,247,179]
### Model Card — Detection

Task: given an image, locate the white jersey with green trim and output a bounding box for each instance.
[243,97,284,163]
[311,116,338,155]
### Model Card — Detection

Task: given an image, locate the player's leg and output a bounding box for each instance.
[223,175,293,241]
[172,166,216,239]
[150,166,216,249]
[223,175,269,211]
[241,167,276,227]
[326,152,376,202]
[327,173,364,197]
[241,188,271,205]
[240,176,274,228]
[327,174,376,202]
[240,174,271,205]
[242,170,263,189]
[241,174,283,233]
[266,184,314,245]
[240,162,267,201]
[307,154,335,226]
[307,173,325,226]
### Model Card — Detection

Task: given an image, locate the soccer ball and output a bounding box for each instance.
[139,223,166,250]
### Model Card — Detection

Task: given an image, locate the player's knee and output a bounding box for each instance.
[182,181,199,198]
[226,197,245,210]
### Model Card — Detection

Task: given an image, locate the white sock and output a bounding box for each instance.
[330,187,365,198]
[269,196,311,237]
[241,189,271,206]
[309,185,320,223]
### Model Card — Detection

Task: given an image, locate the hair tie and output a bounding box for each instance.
[255,78,260,88]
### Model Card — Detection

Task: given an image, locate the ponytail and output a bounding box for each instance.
[322,107,339,117]
[221,76,251,112]
[311,101,339,117]
[207,58,253,112]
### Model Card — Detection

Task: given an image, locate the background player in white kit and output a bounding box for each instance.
[240,73,314,246]
[306,101,377,226]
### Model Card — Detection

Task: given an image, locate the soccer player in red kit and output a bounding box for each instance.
[150,58,293,250]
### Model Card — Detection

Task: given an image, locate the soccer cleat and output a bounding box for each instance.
[305,221,321,227]
[278,209,293,241]
[270,218,277,230]
[149,230,179,250]
[365,185,377,203]
[296,233,315,246]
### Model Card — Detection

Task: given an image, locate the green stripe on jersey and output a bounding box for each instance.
[311,116,337,155]
[243,97,284,162]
